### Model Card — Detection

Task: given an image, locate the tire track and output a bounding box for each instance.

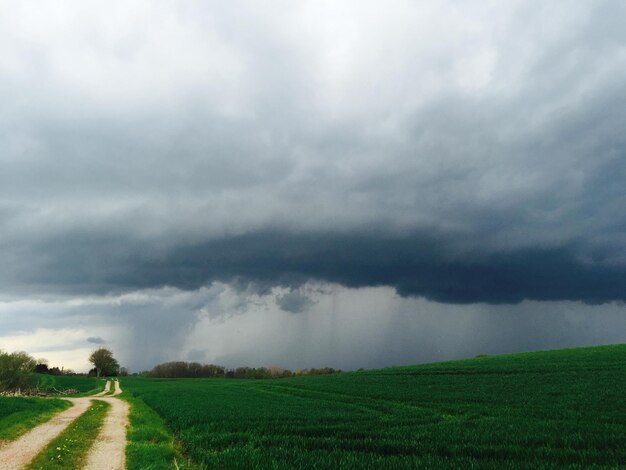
[0,379,128,470]
[83,380,129,470]
[0,396,93,470]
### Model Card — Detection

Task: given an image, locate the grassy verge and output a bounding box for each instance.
[27,399,110,470]
[0,397,71,443]
[120,392,199,470]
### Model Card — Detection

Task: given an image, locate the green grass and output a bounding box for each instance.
[27,399,110,470]
[34,374,105,396]
[120,391,198,470]
[123,344,626,469]
[0,397,71,443]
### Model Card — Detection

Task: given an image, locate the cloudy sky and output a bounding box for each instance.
[1,1,624,372]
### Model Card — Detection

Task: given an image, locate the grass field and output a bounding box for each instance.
[0,398,71,443]
[34,374,105,396]
[123,344,626,469]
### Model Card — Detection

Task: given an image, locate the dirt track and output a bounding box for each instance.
[93,379,112,397]
[0,380,129,470]
[0,396,93,470]
[84,381,129,470]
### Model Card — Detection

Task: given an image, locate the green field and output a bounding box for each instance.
[123,344,626,469]
[0,397,70,443]
[34,374,104,396]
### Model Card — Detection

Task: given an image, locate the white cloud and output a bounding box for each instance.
[0,327,121,372]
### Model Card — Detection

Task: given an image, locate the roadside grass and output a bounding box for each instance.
[120,392,199,470]
[123,344,626,469]
[34,374,105,397]
[0,398,70,443]
[27,399,110,470]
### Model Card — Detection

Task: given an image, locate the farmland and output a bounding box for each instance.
[123,344,626,469]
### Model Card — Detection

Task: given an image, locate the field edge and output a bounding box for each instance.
[120,390,200,470]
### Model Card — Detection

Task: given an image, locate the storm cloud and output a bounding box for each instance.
[86,336,106,345]
[0,1,625,370]
[7,231,624,304]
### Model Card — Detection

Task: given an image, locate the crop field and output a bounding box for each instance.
[123,344,626,469]
[34,374,104,395]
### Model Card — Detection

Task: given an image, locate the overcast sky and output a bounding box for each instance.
[1,1,624,372]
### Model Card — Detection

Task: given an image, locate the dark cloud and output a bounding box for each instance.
[128,232,626,304]
[276,289,315,314]
[4,231,624,305]
[0,1,623,304]
[86,337,106,345]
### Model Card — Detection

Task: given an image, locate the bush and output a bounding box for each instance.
[0,350,37,391]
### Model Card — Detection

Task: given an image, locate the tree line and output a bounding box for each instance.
[0,348,124,393]
[1,347,341,393]
[148,361,341,379]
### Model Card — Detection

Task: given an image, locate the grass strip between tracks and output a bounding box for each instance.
[27,399,110,470]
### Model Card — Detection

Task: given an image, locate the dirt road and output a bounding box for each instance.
[0,380,129,470]
[93,379,112,396]
[83,381,129,470]
[0,396,93,470]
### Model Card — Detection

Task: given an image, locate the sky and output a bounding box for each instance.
[0,1,625,372]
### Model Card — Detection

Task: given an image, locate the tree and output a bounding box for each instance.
[34,362,49,373]
[0,350,37,391]
[88,348,119,377]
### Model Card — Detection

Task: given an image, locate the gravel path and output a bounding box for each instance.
[0,379,129,470]
[0,396,93,470]
[93,379,112,397]
[83,380,130,470]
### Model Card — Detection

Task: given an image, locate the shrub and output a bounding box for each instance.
[0,350,37,391]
